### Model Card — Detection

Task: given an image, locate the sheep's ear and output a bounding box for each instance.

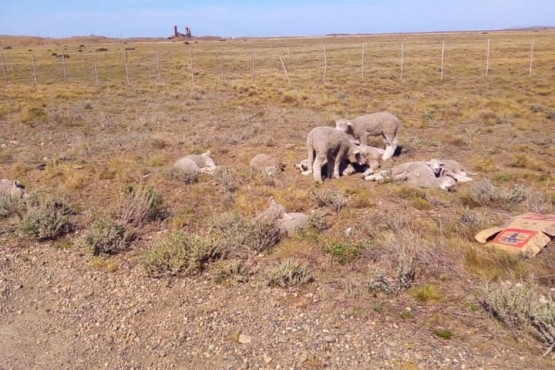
[269,196,277,206]
[283,212,294,220]
[349,138,360,145]
[204,150,211,156]
[439,168,447,177]
[14,180,25,189]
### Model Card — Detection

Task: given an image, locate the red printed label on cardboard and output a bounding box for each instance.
[492,229,537,249]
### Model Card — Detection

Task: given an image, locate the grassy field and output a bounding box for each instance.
[1,29,555,363]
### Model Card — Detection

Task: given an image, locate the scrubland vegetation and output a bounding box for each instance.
[1,29,555,367]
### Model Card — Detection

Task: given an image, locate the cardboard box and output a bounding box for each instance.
[475,213,555,257]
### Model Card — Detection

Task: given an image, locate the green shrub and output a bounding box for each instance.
[212,259,250,284]
[18,194,73,241]
[267,259,313,287]
[169,167,199,184]
[0,194,24,219]
[309,188,347,213]
[208,212,281,254]
[141,231,220,277]
[481,281,555,355]
[84,218,134,255]
[117,184,163,227]
[324,241,364,264]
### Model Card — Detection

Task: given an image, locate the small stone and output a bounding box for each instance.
[238,334,251,344]
[324,335,336,343]
[263,355,272,364]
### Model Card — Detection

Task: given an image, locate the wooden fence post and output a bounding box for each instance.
[361,43,366,78]
[189,50,194,85]
[322,45,327,84]
[62,53,68,84]
[93,55,99,85]
[400,42,404,79]
[156,50,161,79]
[280,56,291,86]
[440,41,445,80]
[485,39,490,78]
[32,53,37,86]
[1,54,7,86]
[529,37,535,77]
[125,51,130,84]
[252,50,256,83]
[220,54,224,82]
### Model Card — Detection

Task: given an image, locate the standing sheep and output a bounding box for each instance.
[364,161,457,191]
[302,126,368,183]
[0,179,26,199]
[335,111,400,161]
[249,153,286,176]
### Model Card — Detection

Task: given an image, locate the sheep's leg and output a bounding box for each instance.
[382,135,398,161]
[313,155,327,183]
[358,133,369,146]
[302,148,314,176]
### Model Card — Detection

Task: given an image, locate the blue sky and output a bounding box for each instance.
[0,0,553,38]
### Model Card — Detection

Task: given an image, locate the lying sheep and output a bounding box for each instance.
[277,212,310,237]
[249,153,286,176]
[302,126,368,183]
[296,144,384,178]
[335,111,400,161]
[0,179,26,198]
[438,159,474,182]
[255,196,287,224]
[364,161,457,191]
[176,150,217,174]
[171,158,200,183]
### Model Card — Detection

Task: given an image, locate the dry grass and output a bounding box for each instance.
[1,30,555,356]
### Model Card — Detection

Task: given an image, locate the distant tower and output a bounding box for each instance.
[185,26,192,37]
[174,25,179,38]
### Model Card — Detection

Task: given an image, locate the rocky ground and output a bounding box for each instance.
[1,241,552,370]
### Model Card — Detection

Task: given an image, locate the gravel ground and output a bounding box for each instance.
[1,243,552,370]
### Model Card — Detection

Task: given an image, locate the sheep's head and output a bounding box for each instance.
[11,180,26,198]
[347,145,369,166]
[439,176,457,192]
[426,159,445,177]
[201,150,217,173]
[335,119,353,134]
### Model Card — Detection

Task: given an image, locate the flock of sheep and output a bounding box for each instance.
[1,111,475,235]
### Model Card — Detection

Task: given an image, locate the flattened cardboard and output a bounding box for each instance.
[474,213,555,257]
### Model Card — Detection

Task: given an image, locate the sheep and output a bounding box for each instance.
[0,179,26,199]
[277,212,310,237]
[438,159,475,182]
[296,144,384,178]
[176,150,217,174]
[335,111,400,161]
[302,126,368,183]
[364,161,457,191]
[255,196,287,224]
[249,153,286,176]
[171,158,200,183]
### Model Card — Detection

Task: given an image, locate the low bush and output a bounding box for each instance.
[267,259,314,287]
[481,281,555,355]
[117,184,163,227]
[141,231,220,277]
[18,193,74,241]
[84,218,134,255]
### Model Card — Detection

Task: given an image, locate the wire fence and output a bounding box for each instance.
[1,33,554,89]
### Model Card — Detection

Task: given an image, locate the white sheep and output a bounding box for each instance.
[438,159,474,182]
[0,179,26,198]
[302,126,368,183]
[171,158,200,182]
[364,161,457,191]
[335,111,400,161]
[296,144,384,178]
[176,150,217,174]
[277,212,310,237]
[255,196,287,224]
[249,153,286,176]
